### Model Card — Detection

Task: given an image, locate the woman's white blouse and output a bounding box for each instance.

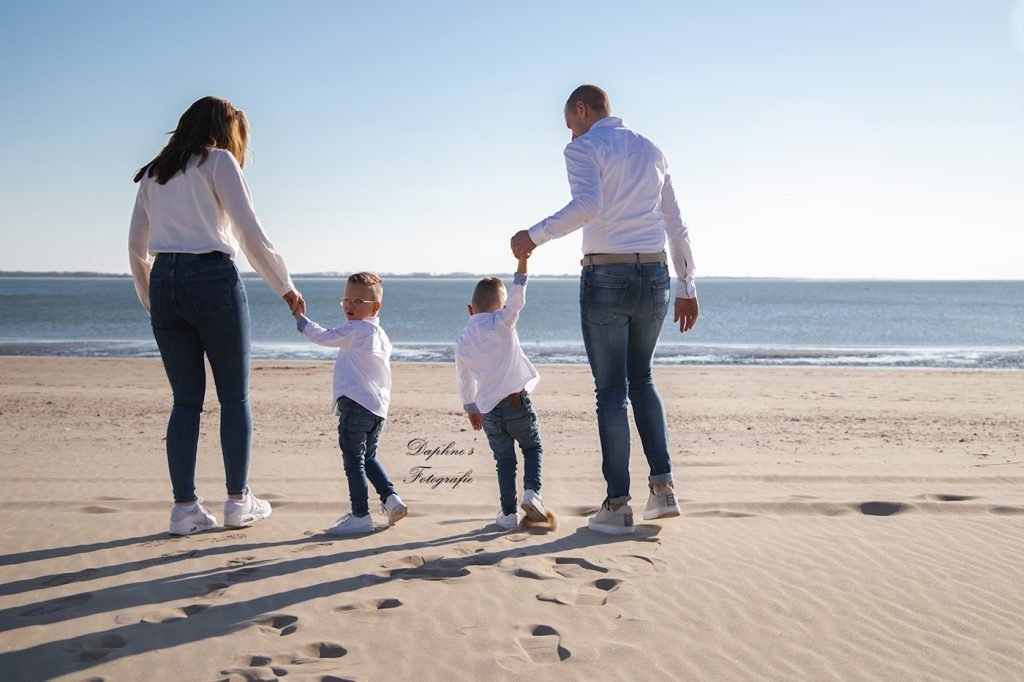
[128,148,294,310]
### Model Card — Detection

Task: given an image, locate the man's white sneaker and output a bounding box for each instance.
[587,501,636,535]
[381,494,408,526]
[643,485,681,520]
[328,512,374,535]
[521,489,547,521]
[169,499,217,536]
[223,490,272,529]
[495,511,520,531]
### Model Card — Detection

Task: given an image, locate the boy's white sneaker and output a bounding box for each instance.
[223,490,272,529]
[328,512,375,535]
[381,493,408,526]
[169,499,217,536]
[495,511,520,531]
[520,489,547,522]
[643,485,681,520]
[587,501,636,535]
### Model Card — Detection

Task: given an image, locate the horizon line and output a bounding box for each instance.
[0,270,1022,283]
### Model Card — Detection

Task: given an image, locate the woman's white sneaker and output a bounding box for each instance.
[381,494,408,526]
[169,499,217,536]
[328,512,375,535]
[223,490,272,528]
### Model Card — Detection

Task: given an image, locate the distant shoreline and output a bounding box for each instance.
[1,271,1022,283]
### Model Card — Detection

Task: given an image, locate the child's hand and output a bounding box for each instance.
[467,412,483,431]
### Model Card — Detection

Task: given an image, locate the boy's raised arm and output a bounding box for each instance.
[296,314,359,348]
[499,256,529,327]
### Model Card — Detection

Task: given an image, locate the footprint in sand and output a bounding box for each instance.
[858,501,910,516]
[382,555,470,581]
[80,505,120,514]
[685,509,757,518]
[537,578,635,607]
[18,593,93,617]
[334,597,403,614]
[218,664,290,681]
[496,624,570,671]
[550,556,608,578]
[602,554,668,574]
[141,603,210,624]
[250,614,299,637]
[916,493,977,502]
[41,568,100,587]
[74,633,127,662]
[200,581,232,598]
[292,641,347,664]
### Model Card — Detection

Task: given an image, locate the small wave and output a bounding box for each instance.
[1,340,1021,369]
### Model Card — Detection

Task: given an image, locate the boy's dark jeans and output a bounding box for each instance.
[482,391,543,516]
[337,396,396,516]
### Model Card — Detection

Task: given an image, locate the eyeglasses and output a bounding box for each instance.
[340,298,377,306]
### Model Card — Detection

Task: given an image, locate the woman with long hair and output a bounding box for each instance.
[129,96,304,535]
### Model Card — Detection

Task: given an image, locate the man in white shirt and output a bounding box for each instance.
[511,84,699,534]
[456,256,548,530]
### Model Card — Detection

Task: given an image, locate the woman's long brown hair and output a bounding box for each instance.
[134,96,248,184]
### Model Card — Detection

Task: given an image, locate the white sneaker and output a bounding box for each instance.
[169,499,217,536]
[587,501,635,535]
[643,485,681,520]
[381,494,408,526]
[495,511,520,531]
[521,489,547,522]
[328,512,374,535]
[223,490,272,529]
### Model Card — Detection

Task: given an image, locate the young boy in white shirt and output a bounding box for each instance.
[455,256,547,530]
[293,272,407,534]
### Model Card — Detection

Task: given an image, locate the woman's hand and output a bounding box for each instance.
[283,290,306,317]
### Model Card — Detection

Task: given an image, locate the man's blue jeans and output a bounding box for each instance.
[580,260,674,505]
[482,392,543,516]
[337,396,396,517]
[149,252,252,503]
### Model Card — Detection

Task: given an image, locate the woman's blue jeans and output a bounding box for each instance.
[149,252,252,503]
[580,260,674,505]
[337,396,396,517]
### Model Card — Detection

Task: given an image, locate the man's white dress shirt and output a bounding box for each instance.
[129,148,295,311]
[297,315,392,418]
[455,274,540,414]
[527,116,696,299]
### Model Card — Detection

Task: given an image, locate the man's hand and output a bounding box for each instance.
[510,230,536,259]
[467,412,483,431]
[283,290,306,317]
[674,297,699,333]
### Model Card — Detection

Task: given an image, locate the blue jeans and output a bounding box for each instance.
[337,396,396,517]
[149,252,252,504]
[482,392,543,516]
[580,260,674,505]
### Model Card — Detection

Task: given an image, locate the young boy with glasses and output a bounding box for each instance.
[293,272,407,534]
[456,256,548,530]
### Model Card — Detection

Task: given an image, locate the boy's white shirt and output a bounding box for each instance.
[296,314,391,418]
[455,274,540,415]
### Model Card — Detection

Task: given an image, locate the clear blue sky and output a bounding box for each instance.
[1,1,1022,279]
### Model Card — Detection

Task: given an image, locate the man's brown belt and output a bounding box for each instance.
[581,251,667,266]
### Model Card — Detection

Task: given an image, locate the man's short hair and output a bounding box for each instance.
[566,84,610,115]
[472,276,506,311]
[348,271,383,301]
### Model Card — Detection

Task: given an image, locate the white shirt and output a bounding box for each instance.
[297,315,392,418]
[128,148,295,311]
[527,116,697,299]
[455,274,541,414]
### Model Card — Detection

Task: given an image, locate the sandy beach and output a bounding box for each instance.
[0,357,1021,681]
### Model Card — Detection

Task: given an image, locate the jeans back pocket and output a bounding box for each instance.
[183,272,236,315]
